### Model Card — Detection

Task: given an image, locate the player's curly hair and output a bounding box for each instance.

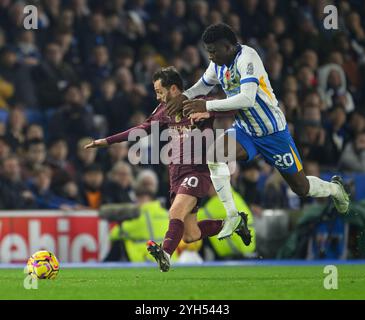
[202,23,237,45]
[152,66,184,91]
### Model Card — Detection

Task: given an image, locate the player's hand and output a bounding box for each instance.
[84,138,108,149]
[183,99,207,116]
[189,112,211,124]
[166,94,188,116]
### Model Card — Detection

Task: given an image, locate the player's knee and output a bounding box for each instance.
[290,183,308,197]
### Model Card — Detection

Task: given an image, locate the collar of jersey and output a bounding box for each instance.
[225,44,243,70]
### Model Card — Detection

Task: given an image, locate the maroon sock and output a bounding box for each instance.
[162,219,184,256]
[198,220,224,239]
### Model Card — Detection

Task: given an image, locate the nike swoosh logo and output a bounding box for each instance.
[216,186,224,193]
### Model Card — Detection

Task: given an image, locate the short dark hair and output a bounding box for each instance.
[202,23,237,45]
[152,66,184,91]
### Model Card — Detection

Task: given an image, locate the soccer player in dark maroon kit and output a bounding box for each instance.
[85,67,250,272]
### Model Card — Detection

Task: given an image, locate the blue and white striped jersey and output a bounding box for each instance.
[201,44,286,137]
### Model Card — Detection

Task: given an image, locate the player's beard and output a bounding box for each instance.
[165,90,173,104]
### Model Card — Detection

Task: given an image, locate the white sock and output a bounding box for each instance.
[306,176,340,198]
[208,161,238,218]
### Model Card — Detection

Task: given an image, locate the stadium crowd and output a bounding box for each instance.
[0,0,365,211]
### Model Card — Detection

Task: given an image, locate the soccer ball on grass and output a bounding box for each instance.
[27,250,60,280]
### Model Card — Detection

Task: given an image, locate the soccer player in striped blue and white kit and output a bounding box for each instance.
[169,23,350,241]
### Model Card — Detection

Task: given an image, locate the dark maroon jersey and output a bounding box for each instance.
[105,102,234,202]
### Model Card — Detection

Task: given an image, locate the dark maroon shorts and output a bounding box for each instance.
[169,165,212,213]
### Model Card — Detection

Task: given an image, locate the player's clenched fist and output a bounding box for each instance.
[84,138,108,149]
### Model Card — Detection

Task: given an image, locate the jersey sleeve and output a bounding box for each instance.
[210,110,236,118]
[201,61,220,87]
[236,49,261,87]
[183,62,220,99]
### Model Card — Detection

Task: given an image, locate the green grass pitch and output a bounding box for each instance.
[1,265,364,300]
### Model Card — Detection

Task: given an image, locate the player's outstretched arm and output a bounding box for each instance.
[84,138,108,149]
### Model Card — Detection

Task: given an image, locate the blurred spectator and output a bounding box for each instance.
[338,132,365,172]
[0,155,35,209]
[56,7,75,31]
[265,52,283,95]
[170,0,187,32]
[0,58,14,108]
[147,0,173,48]
[238,0,265,40]
[74,137,98,173]
[345,11,365,48]
[22,138,47,179]
[215,0,231,20]
[280,37,296,75]
[0,46,37,107]
[43,0,61,28]
[3,2,26,42]
[324,104,348,156]
[100,141,129,172]
[25,124,45,141]
[302,91,324,111]
[0,136,11,161]
[54,29,82,70]
[14,30,40,66]
[79,163,105,209]
[114,66,151,113]
[295,8,323,54]
[208,10,223,27]
[134,46,160,87]
[46,138,75,177]
[0,27,6,50]
[129,0,150,22]
[48,84,95,150]
[27,165,81,210]
[80,13,112,60]
[282,91,299,122]
[347,110,365,140]
[296,66,316,98]
[121,11,146,49]
[182,45,201,73]
[32,42,78,109]
[318,63,355,113]
[102,161,135,204]
[85,45,112,91]
[135,169,159,196]
[296,117,338,168]
[263,170,288,209]
[113,46,134,69]
[93,78,131,134]
[235,162,262,209]
[57,177,84,205]
[4,106,27,152]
